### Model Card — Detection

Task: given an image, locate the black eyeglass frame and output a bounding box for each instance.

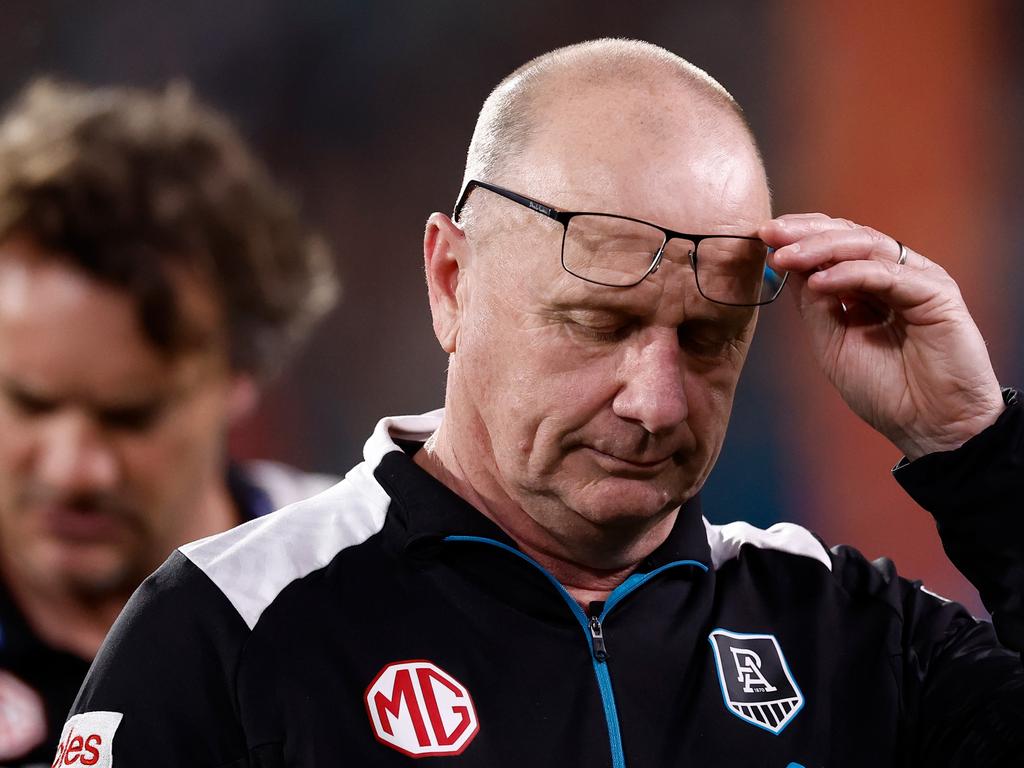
[453,178,787,307]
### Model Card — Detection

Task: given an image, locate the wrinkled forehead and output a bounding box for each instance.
[472,76,770,325]
[511,78,770,231]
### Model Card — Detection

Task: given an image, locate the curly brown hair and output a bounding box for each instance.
[0,79,338,380]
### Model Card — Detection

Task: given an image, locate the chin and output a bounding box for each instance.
[34,540,143,597]
[569,478,686,527]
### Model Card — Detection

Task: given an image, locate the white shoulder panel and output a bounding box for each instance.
[703,518,832,572]
[181,410,445,630]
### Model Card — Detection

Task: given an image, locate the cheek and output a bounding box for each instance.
[508,359,624,476]
[0,410,37,487]
[116,393,228,501]
[499,339,618,423]
[456,292,621,458]
[683,358,745,443]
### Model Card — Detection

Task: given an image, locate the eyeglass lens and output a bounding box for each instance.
[560,214,784,305]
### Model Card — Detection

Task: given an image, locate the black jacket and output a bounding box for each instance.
[60,402,1024,767]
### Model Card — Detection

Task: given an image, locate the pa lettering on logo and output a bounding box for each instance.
[52,712,122,768]
[708,629,804,735]
[365,660,479,757]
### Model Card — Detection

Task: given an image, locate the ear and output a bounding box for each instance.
[423,212,469,353]
[225,373,259,425]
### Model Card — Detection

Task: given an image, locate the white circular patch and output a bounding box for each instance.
[0,670,46,760]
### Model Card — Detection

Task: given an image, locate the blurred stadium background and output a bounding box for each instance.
[1,1,1020,612]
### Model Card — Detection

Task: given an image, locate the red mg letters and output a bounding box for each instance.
[365,660,479,757]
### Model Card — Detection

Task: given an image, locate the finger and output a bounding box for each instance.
[894,240,909,268]
[805,259,954,319]
[769,227,903,273]
[759,213,859,246]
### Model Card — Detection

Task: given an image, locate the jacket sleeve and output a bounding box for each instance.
[894,388,1024,649]
[56,551,251,768]
[826,538,1024,768]
[878,388,1024,765]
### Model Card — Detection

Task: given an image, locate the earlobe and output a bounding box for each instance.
[423,212,467,353]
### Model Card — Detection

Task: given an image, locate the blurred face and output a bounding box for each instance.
[0,240,241,598]
[446,83,771,553]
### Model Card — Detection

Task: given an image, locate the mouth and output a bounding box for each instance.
[583,446,676,476]
[34,504,125,542]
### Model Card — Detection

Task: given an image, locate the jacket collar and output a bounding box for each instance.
[368,411,712,572]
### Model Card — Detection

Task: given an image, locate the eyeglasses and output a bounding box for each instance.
[453,179,787,307]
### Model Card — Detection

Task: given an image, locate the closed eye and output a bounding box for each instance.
[565,312,636,343]
[1,379,169,432]
[98,403,165,432]
[569,324,631,344]
[3,385,58,417]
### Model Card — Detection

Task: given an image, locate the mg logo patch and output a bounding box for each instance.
[365,660,479,757]
[708,629,804,734]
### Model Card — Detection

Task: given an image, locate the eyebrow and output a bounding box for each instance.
[0,375,176,413]
[0,377,55,402]
[547,290,658,317]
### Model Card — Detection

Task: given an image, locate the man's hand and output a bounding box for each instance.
[760,213,1004,461]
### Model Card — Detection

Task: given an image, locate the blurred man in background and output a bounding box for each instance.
[0,79,338,764]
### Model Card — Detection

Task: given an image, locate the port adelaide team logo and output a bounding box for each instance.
[708,629,804,734]
[365,660,479,757]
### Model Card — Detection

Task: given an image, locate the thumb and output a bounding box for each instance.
[787,271,846,368]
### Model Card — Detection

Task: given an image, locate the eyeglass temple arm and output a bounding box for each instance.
[454,180,568,224]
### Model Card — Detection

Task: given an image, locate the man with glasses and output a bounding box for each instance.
[61,40,1021,766]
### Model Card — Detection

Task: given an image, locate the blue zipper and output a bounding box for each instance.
[444,534,707,768]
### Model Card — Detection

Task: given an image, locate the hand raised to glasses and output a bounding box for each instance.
[760,213,1004,462]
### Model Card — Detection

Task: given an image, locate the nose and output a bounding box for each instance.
[36,412,120,495]
[611,329,688,435]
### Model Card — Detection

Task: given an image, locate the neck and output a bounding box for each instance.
[415,425,678,608]
[0,564,127,660]
[0,480,239,660]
